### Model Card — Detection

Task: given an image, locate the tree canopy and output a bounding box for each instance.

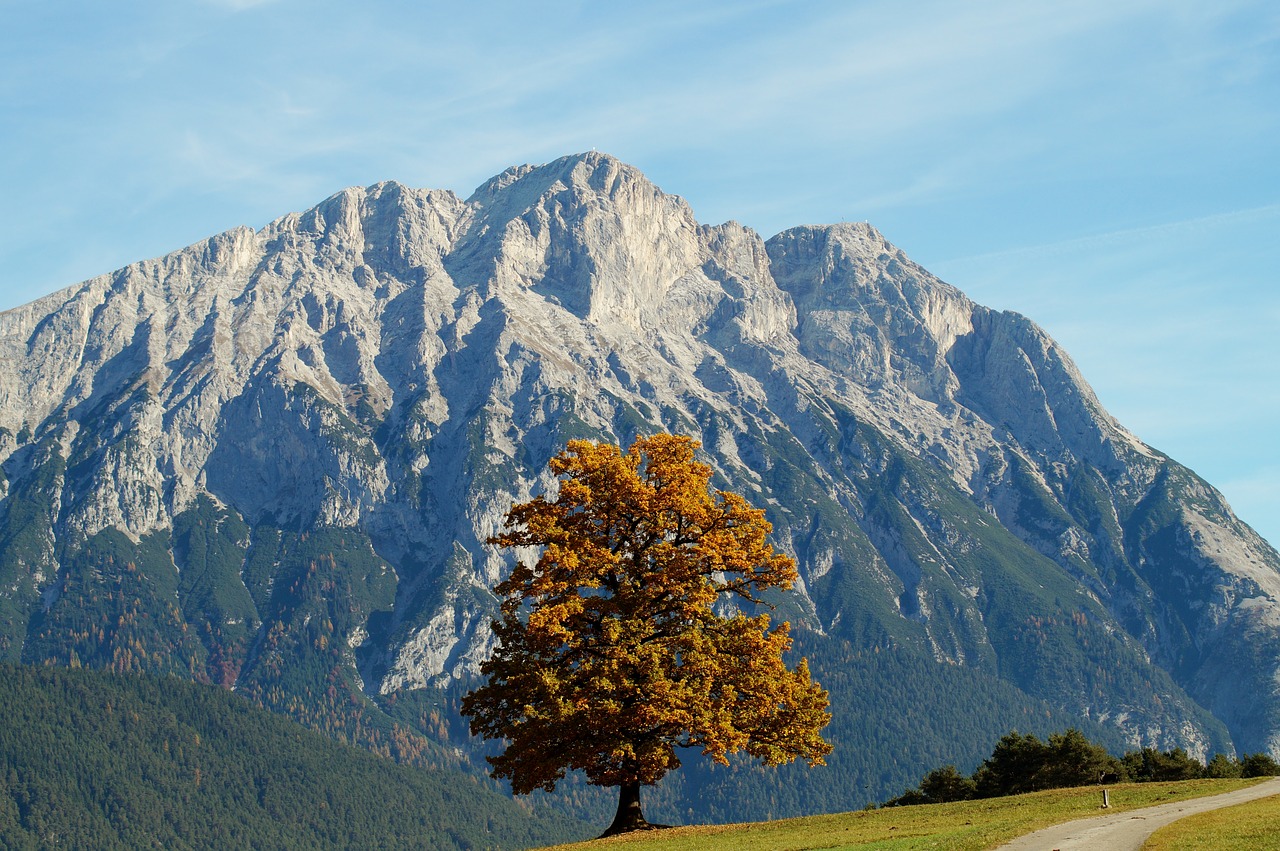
[461,434,831,835]
[886,727,1280,807]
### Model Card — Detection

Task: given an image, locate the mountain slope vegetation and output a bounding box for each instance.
[0,663,588,849]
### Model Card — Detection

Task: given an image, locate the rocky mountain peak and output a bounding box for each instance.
[467,151,636,205]
[769,221,975,354]
[1,153,1279,817]
[455,152,707,333]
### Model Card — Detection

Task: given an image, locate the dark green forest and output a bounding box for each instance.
[885,727,1280,806]
[0,663,589,849]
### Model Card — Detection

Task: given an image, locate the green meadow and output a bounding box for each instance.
[1142,792,1280,850]
[542,779,1270,850]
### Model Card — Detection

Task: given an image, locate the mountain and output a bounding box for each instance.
[1,152,1278,820]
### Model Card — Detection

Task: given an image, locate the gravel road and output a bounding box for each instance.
[993,777,1280,850]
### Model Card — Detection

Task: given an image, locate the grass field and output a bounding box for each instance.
[541,779,1267,850]
[1141,791,1280,850]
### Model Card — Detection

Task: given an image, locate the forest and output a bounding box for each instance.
[0,663,588,849]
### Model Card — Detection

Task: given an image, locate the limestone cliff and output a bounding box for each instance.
[2,153,1277,814]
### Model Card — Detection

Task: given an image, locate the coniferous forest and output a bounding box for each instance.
[0,663,590,849]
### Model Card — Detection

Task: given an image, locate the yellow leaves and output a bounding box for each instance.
[464,433,832,795]
[525,594,583,644]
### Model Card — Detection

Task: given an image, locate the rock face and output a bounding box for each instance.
[1,152,1278,815]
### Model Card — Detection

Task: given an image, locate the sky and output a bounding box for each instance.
[1,0,1277,546]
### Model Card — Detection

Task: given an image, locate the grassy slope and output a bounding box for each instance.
[1142,793,1280,850]
[542,780,1267,851]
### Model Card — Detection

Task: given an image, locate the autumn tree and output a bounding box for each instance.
[461,434,831,836]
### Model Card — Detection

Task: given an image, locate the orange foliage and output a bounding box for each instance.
[462,434,832,796]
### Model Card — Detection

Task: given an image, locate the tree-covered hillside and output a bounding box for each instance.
[0,664,589,849]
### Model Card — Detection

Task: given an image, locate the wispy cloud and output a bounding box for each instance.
[937,204,1280,268]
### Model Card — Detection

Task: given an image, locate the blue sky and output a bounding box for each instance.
[2,0,1277,546]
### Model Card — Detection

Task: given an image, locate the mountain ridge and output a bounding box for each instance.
[1,151,1277,817]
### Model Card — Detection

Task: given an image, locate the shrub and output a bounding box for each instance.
[1122,747,1202,782]
[1205,753,1242,779]
[919,765,977,803]
[1240,753,1280,778]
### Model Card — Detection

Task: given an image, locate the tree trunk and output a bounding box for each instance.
[599,780,651,837]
